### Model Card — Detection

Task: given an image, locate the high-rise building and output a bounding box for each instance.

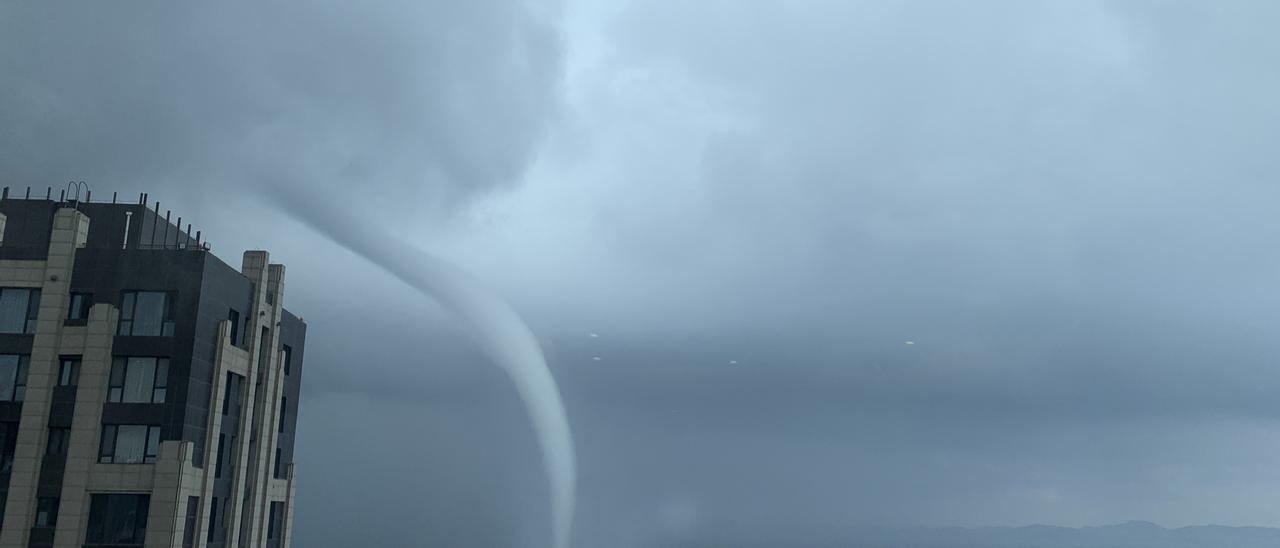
[0,190,305,548]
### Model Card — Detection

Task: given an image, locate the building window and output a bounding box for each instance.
[207,497,219,543]
[0,287,40,334]
[0,422,17,475]
[46,427,70,455]
[267,501,285,540]
[182,496,199,548]
[273,447,283,479]
[0,354,29,401]
[99,424,161,464]
[58,355,81,386]
[86,494,149,547]
[282,344,292,375]
[67,292,92,321]
[35,497,59,527]
[118,291,175,336]
[227,308,241,345]
[108,357,168,403]
[278,396,287,433]
[215,434,226,479]
[222,372,242,416]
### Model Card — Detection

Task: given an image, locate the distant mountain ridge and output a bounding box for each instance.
[673,521,1280,548]
[836,521,1280,547]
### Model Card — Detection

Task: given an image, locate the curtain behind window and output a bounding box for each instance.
[114,425,147,464]
[0,290,29,333]
[0,355,17,400]
[132,292,166,336]
[122,358,156,403]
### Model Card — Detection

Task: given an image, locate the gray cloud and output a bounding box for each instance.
[5,0,1280,546]
[0,0,563,215]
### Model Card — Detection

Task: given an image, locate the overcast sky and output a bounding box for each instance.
[5,1,1280,546]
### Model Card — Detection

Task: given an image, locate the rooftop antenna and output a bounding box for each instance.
[123,211,133,250]
[151,202,160,247]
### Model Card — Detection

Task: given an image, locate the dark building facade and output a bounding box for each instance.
[0,192,304,548]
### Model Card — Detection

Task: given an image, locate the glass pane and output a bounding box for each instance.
[0,355,15,401]
[131,292,166,336]
[59,360,79,386]
[68,294,81,319]
[109,358,125,386]
[153,387,166,403]
[123,357,156,403]
[114,425,146,464]
[0,289,29,333]
[121,292,135,320]
[25,289,40,333]
[99,425,116,462]
[146,426,161,461]
[155,359,169,387]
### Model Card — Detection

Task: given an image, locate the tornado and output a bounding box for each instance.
[274,192,575,548]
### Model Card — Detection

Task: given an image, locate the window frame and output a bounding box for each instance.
[0,287,41,334]
[222,372,241,416]
[117,290,176,337]
[58,355,81,387]
[0,354,30,402]
[267,501,284,540]
[278,396,287,433]
[67,291,92,321]
[35,496,59,528]
[98,424,162,464]
[227,308,241,346]
[182,496,199,548]
[46,427,70,456]
[207,497,219,543]
[215,433,226,479]
[107,357,169,404]
[86,494,150,546]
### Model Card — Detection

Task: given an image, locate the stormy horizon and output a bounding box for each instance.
[4,1,1280,547]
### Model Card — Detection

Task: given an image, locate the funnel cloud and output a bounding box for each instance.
[272,190,575,548]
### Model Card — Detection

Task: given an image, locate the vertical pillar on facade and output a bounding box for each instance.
[196,320,240,548]
[0,209,89,547]
[51,302,118,548]
[225,250,274,548]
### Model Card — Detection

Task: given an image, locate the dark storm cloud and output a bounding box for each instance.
[0,0,562,213]
[4,1,1280,547]
[1,1,568,546]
